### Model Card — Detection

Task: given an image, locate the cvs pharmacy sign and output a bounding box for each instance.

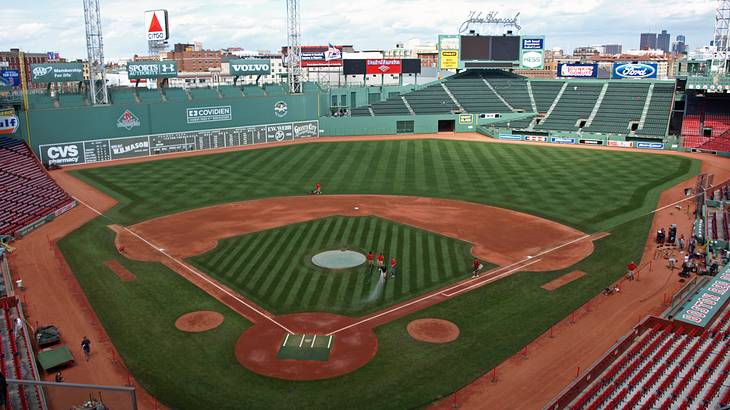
[41,142,85,166]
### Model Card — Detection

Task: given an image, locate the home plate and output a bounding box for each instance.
[354,207,359,210]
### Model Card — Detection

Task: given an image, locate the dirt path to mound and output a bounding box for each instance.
[432,153,730,410]
[121,195,592,272]
[7,172,164,409]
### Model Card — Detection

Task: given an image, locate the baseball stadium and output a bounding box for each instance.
[1,2,730,410]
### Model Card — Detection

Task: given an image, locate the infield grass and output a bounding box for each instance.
[189,216,483,316]
[59,139,700,409]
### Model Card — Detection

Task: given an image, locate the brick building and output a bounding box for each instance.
[164,43,222,73]
[0,49,50,89]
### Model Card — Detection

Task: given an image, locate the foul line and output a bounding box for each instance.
[442,259,543,297]
[72,196,295,334]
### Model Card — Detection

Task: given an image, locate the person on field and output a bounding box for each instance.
[311,183,322,195]
[472,258,481,278]
[678,235,686,252]
[377,253,384,269]
[367,251,374,272]
[81,336,91,360]
[55,371,64,383]
[626,261,637,281]
[390,257,397,278]
[380,264,388,281]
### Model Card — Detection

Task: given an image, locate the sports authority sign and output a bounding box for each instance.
[127,61,178,79]
[366,59,402,75]
[187,106,232,124]
[145,10,169,41]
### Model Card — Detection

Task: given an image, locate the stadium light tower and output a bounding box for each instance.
[286,0,303,94]
[83,0,109,105]
[713,0,730,75]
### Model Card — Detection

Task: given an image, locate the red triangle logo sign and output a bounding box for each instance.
[148,12,163,33]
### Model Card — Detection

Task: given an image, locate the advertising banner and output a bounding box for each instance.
[39,120,319,166]
[30,63,85,83]
[498,134,523,141]
[579,139,603,145]
[145,9,170,41]
[0,108,19,135]
[229,59,271,76]
[612,63,658,79]
[459,114,474,124]
[635,141,664,149]
[521,38,544,50]
[550,137,575,144]
[186,106,232,124]
[127,61,178,79]
[520,50,544,69]
[0,70,20,87]
[607,140,634,148]
[440,50,459,70]
[557,63,598,78]
[292,121,319,139]
[524,135,547,142]
[366,59,403,75]
[300,45,344,67]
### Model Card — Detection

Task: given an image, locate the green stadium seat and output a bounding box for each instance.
[584,83,649,135]
[535,83,604,132]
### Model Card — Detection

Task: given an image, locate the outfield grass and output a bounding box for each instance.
[58,139,700,409]
[71,139,693,232]
[189,216,482,316]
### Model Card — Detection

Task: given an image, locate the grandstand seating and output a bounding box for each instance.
[567,311,730,410]
[584,83,649,134]
[535,83,604,132]
[0,138,74,237]
[705,114,730,136]
[486,76,532,112]
[369,97,411,116]
[637,83,674,137]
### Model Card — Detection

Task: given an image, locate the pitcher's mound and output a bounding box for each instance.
[175,311,224,333]
[407,319,460,343]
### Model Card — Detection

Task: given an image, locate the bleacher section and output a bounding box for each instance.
[0,138,75,237]
[486,75,532,112]
[403,84,458,115]
[536,84,604,132]
[368,97,411,116]
[637,83,674,137]
[445,71,510,114]
[561,312,730,410]
[584,83,649,134]
[530,81,565,113]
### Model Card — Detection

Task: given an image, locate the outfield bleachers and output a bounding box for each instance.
[530,81,565,113]
[584,83,649,134]
[637,83,674,137]
[535,83,604,132]
[369,97,411,116]
[350,106,373,117]
[404,84,458,115]
[445,73,510,114]
[486,77,532,112]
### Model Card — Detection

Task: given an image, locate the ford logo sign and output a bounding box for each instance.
[614,63,657,79]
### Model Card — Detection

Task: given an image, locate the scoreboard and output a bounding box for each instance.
[39,120,319,166]
[460,35,520,62]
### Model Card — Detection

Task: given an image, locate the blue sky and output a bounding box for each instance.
[1,0,717,60]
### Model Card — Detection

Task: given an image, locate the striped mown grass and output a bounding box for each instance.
[189,216,481,315]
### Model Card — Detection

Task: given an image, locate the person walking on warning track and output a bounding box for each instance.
[367,251,374,272]
[390,257,397,278]
[472,258,481,278]
[81,336,91,361]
